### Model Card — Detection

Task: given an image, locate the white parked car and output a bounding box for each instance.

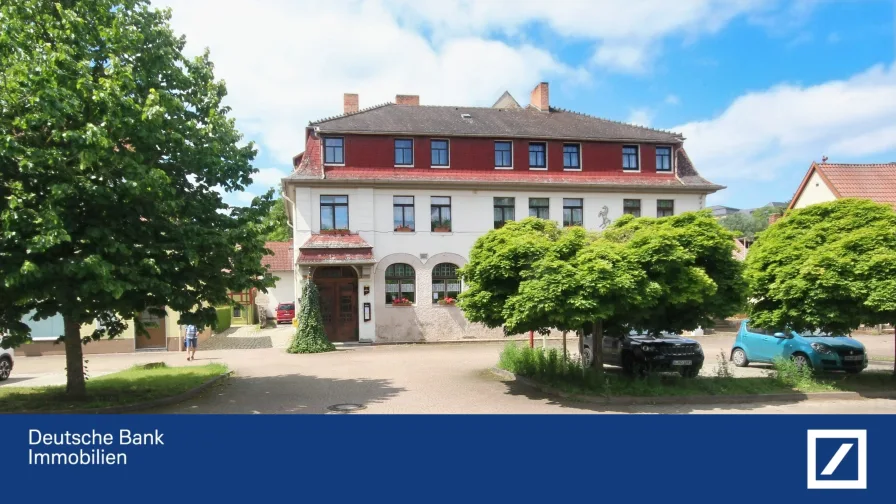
[0,345,14,381]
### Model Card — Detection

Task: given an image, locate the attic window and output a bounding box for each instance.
[461,113,472,119]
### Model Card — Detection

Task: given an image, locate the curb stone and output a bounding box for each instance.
[488,367,896,406]
[2,371,233,415]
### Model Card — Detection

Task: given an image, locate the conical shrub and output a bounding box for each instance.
[287,280,336,354]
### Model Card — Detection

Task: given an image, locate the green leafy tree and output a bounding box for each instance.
[0,0,275,398]
[745,199,896,372]
[457,218,563,330]
[602,212,747,336]
[719,212,764,241]
[262,194,292,242]
[288,280,335,354]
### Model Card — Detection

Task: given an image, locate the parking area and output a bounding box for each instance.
[2,332,893,414]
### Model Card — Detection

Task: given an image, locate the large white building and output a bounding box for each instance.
[281,83,723,343]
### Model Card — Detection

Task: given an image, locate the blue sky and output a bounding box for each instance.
[156,0,896,210]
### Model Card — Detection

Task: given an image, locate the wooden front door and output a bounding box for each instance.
[136,310,167,349]
[314,267,358,342]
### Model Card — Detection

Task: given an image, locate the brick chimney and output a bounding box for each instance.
[343,93,359,114]
[768,213,782,225]
[529,82,549,111]
[396,94,420,106]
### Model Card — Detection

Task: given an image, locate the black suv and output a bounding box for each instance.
[579,329,704,377]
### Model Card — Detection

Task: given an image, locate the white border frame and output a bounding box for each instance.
[807,429,867,490]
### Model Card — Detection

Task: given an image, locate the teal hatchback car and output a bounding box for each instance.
[731,320,867,373]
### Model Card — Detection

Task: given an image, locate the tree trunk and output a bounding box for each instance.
[562,331,567,361]
[591,319,604,370]
[63,315,87,399]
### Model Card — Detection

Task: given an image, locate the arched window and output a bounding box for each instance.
[385,263,415,304]
[432,263,460,303]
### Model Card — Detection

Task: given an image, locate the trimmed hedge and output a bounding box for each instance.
[215,307,231,333]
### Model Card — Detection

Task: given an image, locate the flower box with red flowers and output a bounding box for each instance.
[391,298,412,306]
[437,297,457,306]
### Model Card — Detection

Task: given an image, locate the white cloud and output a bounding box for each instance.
[665,94,680,105]
[151,0,803,163]
[252,167,289,189]
[674,62,896,182]
[627,108,654,127]
[234,191,258,205]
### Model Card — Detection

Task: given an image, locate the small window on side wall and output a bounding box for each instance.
[494,197,515,228]
[623,199,641,217]
[385,263,415,305]
[562,198,583,227]
[528,143,546,169]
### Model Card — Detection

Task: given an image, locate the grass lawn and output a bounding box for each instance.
[498,343,896,398]
[0,362,228,413]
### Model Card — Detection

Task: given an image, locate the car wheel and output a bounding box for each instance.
[0,357,11,381]
[681,365,701,378]
[731,348,749,367]
[582,346,593,368]
[791,353,812,370]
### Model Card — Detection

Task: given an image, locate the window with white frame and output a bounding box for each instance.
[431,263,460,303]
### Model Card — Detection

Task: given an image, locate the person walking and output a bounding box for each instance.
[185,323,199,361]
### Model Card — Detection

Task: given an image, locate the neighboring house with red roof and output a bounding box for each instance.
[257,241,296,320]
[280,82,724,343]
[789,161,896,211]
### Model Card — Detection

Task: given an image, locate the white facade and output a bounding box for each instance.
[290,185,705,343]
[259,271,296,317]
[791,170,837,209]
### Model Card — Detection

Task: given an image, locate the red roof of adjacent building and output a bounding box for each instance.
[262,241,294,271]
[790,162,896,210]
[297,233,375,264]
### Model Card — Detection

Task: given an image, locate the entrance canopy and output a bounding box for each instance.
[297,233,375,266]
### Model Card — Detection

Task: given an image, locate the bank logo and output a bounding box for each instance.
[807,429,867,489]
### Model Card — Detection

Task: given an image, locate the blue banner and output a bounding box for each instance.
[1,414,892,502]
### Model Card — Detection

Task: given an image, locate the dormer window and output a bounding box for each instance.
[324,137,344,165]
[395,139,414,166]
[622,145,639,171]
[528,142,546,169]
[495,141,513,168]
[656,146,672,172]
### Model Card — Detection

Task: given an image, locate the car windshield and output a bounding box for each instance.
[278,304,294,310]
[798,330,835,338]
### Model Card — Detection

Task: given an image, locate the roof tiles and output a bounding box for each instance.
[815,163,896,209]
[262,241,293,272]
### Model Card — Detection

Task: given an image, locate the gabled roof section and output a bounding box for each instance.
[492,91,521,109]
[789,162,896,210]
[308,103,684,143]
[262,241,294,271]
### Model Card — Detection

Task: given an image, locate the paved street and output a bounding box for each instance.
[5,331,894,414]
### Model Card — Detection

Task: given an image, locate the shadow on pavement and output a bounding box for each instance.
[497,378,808,413]
[0,376,40,387]
[149,372,405,414]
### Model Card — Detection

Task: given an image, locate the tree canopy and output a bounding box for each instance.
[0,0,275,396]
[746,199,896,339]
[460,211,746,369]
[263,196,292,242]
